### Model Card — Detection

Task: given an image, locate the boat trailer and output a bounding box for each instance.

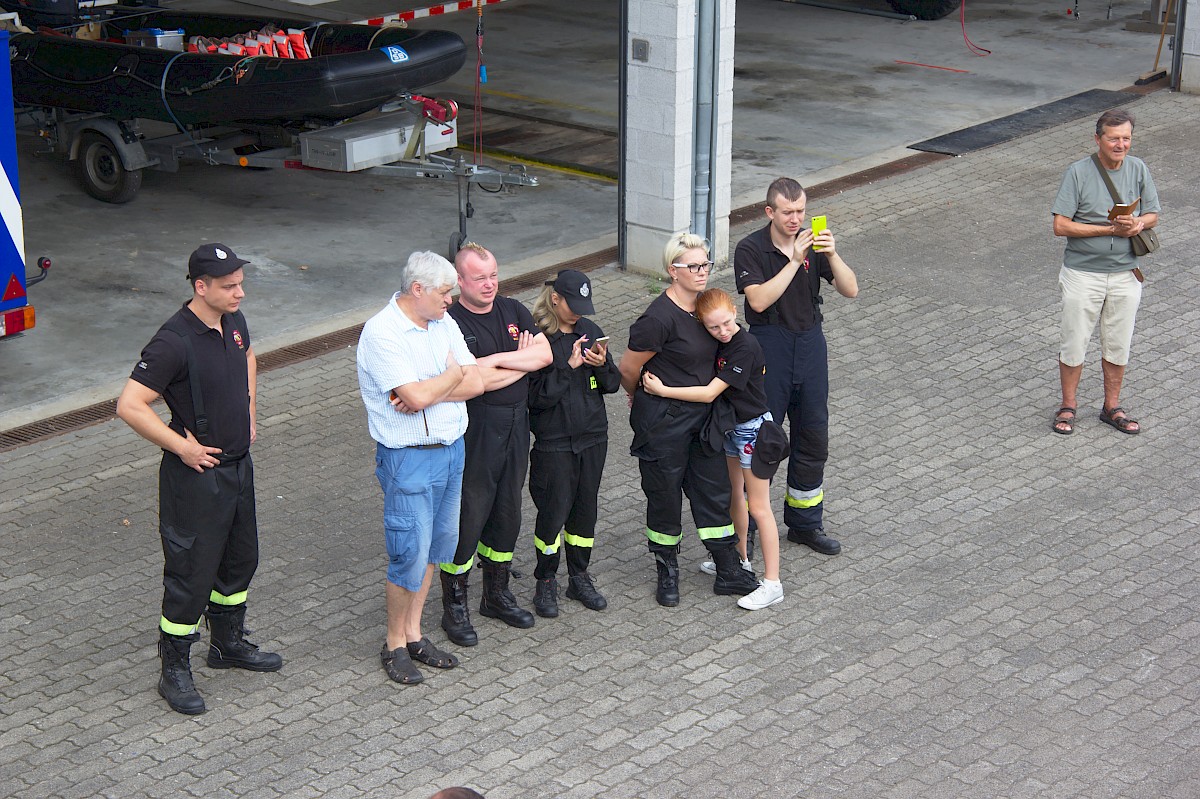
[15,95,538,257]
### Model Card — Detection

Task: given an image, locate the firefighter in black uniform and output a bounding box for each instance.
[116,243,281,715]
[734,178,859,554]
[526,270,621,617]
[441,243,553,646]
[619,233,761,606]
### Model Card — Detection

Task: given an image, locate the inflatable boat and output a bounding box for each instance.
[7,7,467,127]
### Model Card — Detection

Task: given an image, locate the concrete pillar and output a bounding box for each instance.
[1181,0,1199,92]
[623,0,735,273]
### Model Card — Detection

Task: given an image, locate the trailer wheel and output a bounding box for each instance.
[75,131,142,203]
[886,0,959,20]
[448,231,466,261]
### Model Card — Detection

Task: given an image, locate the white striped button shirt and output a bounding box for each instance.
[356,293,476,448]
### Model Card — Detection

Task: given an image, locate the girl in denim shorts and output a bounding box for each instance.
[642,288,783,610]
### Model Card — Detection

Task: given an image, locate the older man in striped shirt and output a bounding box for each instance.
[357,251,483,684]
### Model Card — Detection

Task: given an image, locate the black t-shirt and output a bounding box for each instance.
[716,328,768,423]
[734,223,834,332]
[627,291,716,388]
[448,296,539,407]
[129,304,252,457]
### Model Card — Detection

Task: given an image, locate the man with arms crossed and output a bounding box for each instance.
[1051,108,1160,436]
[440,243,553,646]
[357,251,483,684]
[734,178,859,556]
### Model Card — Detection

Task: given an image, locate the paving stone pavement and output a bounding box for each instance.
[2,89,1198,799]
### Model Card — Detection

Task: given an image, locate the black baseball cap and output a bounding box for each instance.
[750,420,789,480]
[188,243,250,280]
[547,269,595,316]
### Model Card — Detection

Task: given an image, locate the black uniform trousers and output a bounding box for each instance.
[448,402,529,570]
[529,442,606,579]
[631,394,735,554]
[158,452,258,635]
[752,323,830,532]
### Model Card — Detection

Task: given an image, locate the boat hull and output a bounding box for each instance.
[9,10,467,126]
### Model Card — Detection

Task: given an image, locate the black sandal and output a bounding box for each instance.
[381,644,424,684]
[1099,406,1141,435]
[1052,406,1076,435]
[407,637,459,669]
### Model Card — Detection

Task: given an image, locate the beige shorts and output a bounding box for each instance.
[1059,265,1142,367]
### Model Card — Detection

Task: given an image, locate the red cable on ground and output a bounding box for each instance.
[961,0,991,56]
[473,0,485,165]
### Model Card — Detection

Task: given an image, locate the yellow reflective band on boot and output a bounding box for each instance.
[697,524,735,541]
[536,533,563,556]
[160,616,200,636]
[476,542,514,563]
[209,589,247,606]
[645,527,682,547]
[563,531,594,549]
[786,485,824,509]
[440,559,475,575]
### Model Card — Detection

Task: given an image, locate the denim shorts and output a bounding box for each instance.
[723,412,772,470]
[374,439,465,591]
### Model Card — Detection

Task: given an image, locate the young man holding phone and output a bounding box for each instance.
[734,177,859,556]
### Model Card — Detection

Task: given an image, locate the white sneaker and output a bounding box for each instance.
[737,580,783,610]
[699,558,752,576]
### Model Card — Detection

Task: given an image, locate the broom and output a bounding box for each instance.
[1135,0,1175,85]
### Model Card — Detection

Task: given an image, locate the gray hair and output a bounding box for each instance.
[401,251,457,295]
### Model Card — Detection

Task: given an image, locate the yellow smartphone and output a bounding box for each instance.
[810,215,827,251]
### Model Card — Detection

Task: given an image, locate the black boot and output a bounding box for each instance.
[710,542,760,596]
[533,576,559,618]
[787,527,842,555]
[440,570,478,647]
[158,631,205,715]
[479,560,535,628]
[654,551,680,607]
[565,571,608,611]
[205,604,283,672]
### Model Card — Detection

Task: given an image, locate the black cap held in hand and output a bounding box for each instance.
[188,243,250,280]
[750,420,789,480]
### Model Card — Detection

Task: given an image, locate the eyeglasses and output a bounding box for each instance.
[671,261,714,273]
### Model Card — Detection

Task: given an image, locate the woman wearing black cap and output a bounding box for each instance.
[618,233,760,607]
[526,269,621,617]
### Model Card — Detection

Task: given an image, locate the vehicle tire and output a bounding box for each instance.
[448,231,466,261]
[886,0,959,20]
[74,130,142,203]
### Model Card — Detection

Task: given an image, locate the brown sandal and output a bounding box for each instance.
[1099,406,1140,435]
[381,644,424,684]
[407,637,459,669]
[1052,406,1076,435]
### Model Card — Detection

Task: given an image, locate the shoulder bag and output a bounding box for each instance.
[1091,153,1159,257]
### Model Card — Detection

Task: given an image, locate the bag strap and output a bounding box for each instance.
[1091,153,1124,204]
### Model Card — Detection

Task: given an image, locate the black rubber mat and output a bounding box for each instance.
[910,89,1133,156]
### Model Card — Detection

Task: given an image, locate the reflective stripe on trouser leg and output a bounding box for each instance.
[785,484,824,531]
[447,402,528,571]
[209,589,248,606]
[563,532,594,576]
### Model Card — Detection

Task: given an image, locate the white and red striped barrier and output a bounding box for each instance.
[355,0,508,27]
